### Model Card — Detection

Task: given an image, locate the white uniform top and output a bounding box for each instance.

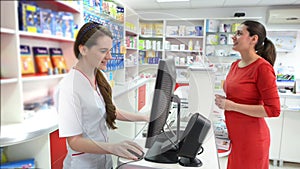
[54,69,113,169]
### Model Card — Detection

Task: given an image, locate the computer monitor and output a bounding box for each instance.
[144,58,178,163]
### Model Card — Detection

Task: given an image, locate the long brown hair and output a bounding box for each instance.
[95,69,117,129]
[74,22,117,129]
[242,20,276,66]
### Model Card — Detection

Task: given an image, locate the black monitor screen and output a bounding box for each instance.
[145,58,176,150]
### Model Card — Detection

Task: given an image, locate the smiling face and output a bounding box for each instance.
[79,35,113,69]
[231,24,258,53]
[99,45,113,70]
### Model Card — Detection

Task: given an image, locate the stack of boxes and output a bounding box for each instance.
[18,1,74,38]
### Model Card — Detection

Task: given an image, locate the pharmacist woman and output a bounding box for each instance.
[54,22,148,169]
[215,20,281,169]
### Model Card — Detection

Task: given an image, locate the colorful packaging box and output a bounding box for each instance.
[153,23,163,36]
[206,19,220,33]
[178,25,186,36]
[0,158,35,169]
[20,45,35,75]
[40,8,53,35]
[52,12,64,36]
[32,47,53,74]
[166,26,178,36]
[18,2,40,33]
[185,26,196,36]
[62,12,74,38]
[49,48,68,73]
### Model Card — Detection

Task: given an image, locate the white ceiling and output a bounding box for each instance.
[120,0,300,10]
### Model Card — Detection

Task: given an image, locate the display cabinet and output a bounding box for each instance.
[266,94,300,166]
[123,8,139,83]
[0,1,80,168]
[165,19,204,66]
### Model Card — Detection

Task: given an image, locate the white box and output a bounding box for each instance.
[166,26,178,36]
[171,45,179,50]
[185,26,196,36]
[206,19,220,32]
[180,44,185,50]
[178,25,185,36]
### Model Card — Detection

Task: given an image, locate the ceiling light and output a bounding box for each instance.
[156,0,190,2]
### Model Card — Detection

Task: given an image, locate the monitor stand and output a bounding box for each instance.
[144,133,178,163]
[144,95,182,164]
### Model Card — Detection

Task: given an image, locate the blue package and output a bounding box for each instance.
[18,2,39,33]
[40,8,53,35]
[0,158,35,169]
[52,12,64,36]
[62,12,74,38]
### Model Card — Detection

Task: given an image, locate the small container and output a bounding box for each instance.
[180,44,185,51]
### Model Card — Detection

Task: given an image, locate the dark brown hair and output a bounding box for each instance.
[242,20,276,66]
[74,22,117,129]
[74,22,113,59]
[95,69,117,129]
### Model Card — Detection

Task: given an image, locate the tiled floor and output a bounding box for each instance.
[218,156,300,169]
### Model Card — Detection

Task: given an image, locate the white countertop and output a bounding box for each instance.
[117,129,220,169]
[0,108,58,147]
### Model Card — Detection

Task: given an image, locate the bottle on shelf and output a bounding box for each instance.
[188,39,193,50]
[194,40,200,51]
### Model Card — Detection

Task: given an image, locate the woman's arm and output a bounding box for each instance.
[67,134,143,160]
[215,94,268,117]
[116,108,149,122]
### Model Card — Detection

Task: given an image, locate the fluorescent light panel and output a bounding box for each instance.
[156,0,190,2]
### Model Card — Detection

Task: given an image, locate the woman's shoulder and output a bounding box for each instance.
[230,59,240,69]
[255,58,274,69]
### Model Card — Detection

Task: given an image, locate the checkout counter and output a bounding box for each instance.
[117,66,220,169]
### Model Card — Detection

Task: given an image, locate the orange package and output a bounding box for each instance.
[49,48,67,73]
[32,47,53,74]
[20,45,35,75]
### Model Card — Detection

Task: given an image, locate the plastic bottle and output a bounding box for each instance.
[194,40,200,50]
[188,39,193,50]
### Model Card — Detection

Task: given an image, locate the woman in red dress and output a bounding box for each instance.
[215,20,281,169]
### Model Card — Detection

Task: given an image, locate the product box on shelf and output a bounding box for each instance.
[185,26,197,36]
[140,23,146,35]
[231,23,240,33]
[166,26,178,36]
[49,48,68,73]
[40,8,53,35]
[62,12,74,38]
[195,26,203,36]
[52,12,64,37]
[116,6,124,22]
[206,34,219,45]
[146,23,154,36]
[18,1,41,33]
[0,158,35,169]
[139,40,145,50]
[153,23,163,36]
[20,45,35,75]
[139,51,146,64]
[178,25,186,36]
[32,47,53,74]
[206,19,220,33]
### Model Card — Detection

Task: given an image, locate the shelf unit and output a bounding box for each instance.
[164,19,204,66]
[123,8,139,82]
[0,1,82,168]
[204,17,261,64]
